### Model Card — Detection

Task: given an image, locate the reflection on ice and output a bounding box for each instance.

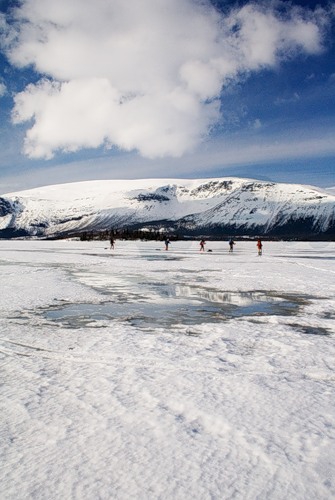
[174,286,283,306]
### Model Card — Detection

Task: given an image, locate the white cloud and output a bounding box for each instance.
[252,118,262,129]
[0,82,6,97]
[274,92,300,105]
[2,0,329,159]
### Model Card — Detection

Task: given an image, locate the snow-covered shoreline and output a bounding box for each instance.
[1,240,334,499]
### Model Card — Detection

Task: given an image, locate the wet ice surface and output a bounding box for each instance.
[43,287,309,329]
[0,240,335,500]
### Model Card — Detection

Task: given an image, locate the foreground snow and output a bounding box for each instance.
[0,239,334,500]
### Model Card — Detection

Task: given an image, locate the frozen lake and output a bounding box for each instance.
[0,239,335,499]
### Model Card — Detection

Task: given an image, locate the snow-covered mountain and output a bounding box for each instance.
[1,177,334,238]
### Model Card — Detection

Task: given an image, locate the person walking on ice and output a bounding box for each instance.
[229,238,235,252]
[165,238,171,251]
[257,238,263,256]
[110,235,115,250]
[200,239,206,252]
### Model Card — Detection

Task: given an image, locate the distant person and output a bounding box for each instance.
[110,236,115,250]
[229,238,235,252]
[165,239,170,251]
[200,239,206,252]
[257,238,263,256]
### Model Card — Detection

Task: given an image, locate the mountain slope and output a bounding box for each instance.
[0,177,334,238]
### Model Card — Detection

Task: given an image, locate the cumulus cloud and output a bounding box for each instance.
[1,0,330,159]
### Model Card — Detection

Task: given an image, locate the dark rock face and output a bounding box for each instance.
[0,198,15,217]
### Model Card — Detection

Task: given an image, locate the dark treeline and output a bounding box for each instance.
[52,227,335,242]
[45,224,334,242]
[76,228,181,242]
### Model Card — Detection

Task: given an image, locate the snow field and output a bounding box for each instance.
[0,239,334,499]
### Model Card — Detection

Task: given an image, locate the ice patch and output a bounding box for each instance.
[40,289,309,330]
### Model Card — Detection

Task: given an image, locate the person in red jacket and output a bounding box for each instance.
[257,238,263,256]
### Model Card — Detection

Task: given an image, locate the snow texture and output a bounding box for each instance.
[0,239,335,499]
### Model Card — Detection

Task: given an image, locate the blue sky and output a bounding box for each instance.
[0,0,334,193]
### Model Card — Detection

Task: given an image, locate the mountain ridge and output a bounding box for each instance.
[1,177,334,239]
